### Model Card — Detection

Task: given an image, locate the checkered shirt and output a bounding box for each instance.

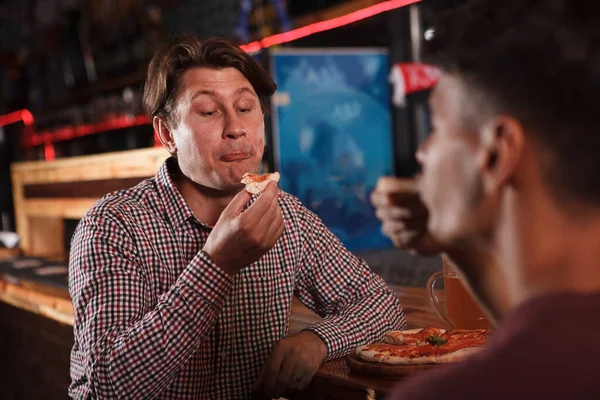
[68,158,405,399]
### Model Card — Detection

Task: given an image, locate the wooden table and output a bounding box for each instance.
[0,269,443,400]
[288,286,444,400]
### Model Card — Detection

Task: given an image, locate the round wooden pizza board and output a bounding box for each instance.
[346,353,437,378]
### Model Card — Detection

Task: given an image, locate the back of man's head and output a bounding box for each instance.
[423,0,600,207]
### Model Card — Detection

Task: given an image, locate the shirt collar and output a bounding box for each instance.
[155,157,197,228]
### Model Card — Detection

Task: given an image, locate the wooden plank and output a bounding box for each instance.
[0,248,20,259]
[11,147,169,184]
[23,177,146,199]
[11,172,30,255]
[23,198,98,219]
[10,148,168,257]
[0,277,73,326]
[28,216,65,258]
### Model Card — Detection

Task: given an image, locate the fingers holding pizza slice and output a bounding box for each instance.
[241,172,280,194]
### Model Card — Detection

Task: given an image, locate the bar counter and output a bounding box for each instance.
[0,258,443,400]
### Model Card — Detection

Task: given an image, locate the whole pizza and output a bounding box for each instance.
[356,327,491,365]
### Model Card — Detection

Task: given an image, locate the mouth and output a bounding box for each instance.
[220,152,250,162]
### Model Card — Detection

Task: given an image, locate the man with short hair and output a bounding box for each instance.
[68,36,404,399]
[372,1,600,398]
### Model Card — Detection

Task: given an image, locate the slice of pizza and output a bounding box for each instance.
[441,329,490,347]
[241,172,280,194]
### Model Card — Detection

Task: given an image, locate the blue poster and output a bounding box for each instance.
[271,49,393,251]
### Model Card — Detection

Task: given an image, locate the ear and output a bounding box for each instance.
[153,117,177,154]
[478,116,525,194]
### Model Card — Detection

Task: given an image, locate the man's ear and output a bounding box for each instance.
[153,117,177,154]
[479,116,525,193]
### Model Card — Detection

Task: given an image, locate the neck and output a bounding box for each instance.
[174,170,238,226]
[497,187,600,309]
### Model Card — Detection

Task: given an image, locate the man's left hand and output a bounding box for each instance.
[253,330,327,398]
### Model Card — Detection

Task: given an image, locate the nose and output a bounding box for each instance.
[223,111,246,140]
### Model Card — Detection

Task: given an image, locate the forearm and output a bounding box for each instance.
[307,283,405,360]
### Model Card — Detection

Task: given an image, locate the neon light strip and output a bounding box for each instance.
[21,115,151,148]
[240,0,420,52]
[8,0,420,150]
[44,142,56,161]
[0,109,34,127]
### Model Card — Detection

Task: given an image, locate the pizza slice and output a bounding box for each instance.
[441,329,490,347]
[241,172,280,194]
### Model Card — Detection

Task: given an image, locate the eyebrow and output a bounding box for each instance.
[190,86,257,102]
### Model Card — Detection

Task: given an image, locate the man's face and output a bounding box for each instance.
[417,74,492,244]
[168,67,265,192]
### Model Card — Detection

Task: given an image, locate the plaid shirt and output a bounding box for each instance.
[69,158,405,399]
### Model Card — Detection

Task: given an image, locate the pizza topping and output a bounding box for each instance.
[426,335,448,346]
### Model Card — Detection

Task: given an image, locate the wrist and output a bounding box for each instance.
[302,330,328,360]
[201,248,235,276]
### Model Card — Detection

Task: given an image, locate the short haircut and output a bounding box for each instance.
[423,0,600,205]
[142,36,277,127]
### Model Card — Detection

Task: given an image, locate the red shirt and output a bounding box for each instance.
[69,158,405,399]
[388,291,600,400]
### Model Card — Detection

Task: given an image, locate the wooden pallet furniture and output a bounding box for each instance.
[10,147,170,258]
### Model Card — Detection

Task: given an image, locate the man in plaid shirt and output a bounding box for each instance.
[68,36,405,399]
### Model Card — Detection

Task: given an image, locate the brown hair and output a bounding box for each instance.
[142,36,277,127]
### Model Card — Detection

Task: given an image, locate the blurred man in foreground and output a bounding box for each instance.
[372,0,600,398]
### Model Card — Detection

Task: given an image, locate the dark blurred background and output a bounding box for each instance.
[0,0,440,283]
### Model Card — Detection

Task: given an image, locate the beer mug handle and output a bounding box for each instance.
[427,271,454,329]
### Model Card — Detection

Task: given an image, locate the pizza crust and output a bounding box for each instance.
[356,344,437,365]
[435,346,482,363]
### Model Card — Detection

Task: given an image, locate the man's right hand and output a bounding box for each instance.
[203,182,285,276]
[371,176,444,256]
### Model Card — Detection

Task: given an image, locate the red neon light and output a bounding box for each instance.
[240,0,420,52]
[241,41,262,54]
[21,115,151,148]
[0,109,34,127]
[44,142,56,161]
[6,0,421,150]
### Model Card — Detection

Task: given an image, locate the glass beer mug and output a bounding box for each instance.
[427,256,490,330]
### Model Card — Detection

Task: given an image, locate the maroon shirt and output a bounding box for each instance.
[388,291,600,400]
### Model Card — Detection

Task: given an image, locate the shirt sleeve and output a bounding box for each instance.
[69,212,232,399]
[291,200,406,360]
